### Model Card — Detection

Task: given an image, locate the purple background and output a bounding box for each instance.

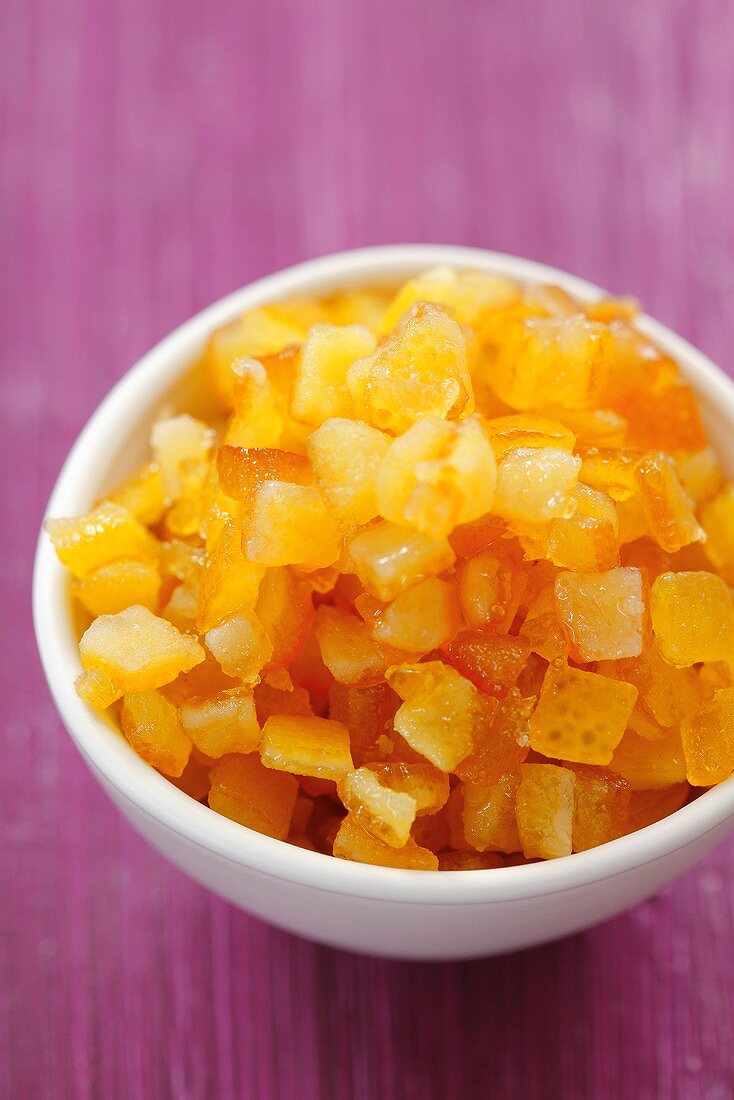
[4,1,734,1096]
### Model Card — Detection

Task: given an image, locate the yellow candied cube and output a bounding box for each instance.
[376,416,497,539]
[370,576,461,653]
[579,447,640,501]
[485,414,575,460]
[529,666,638,765]
[524,484,620,573]
[348,520,455,602]
[651,571,734,666]
[45,501,159,579]
[364,761,449,815]
[315,605,406,687]
[197,517,265,633]
[458,545,526,633]
[516,763,576,859]
[554,566,645,662]
[571,766,631,851]
[635,452,703,553]
[307,418,389,524]
[489,314,609,411]
[681,688,734,786]
[462,774,522,853]
[493,448,581,525]
[205,306,307,408]
[291,323,376,423]
[701,482,734,580]
[328,682,399,764]
[597,647,704,728]
[179,688,261,758]
[332,814,438,869]
[120,690,192,777]
[109,462,167,526]
[379,266,520,333]
[216,444,312,502]
[519,584,568,662]
[676,448,722,505]
[347,302,473,434]
[204,608,272,682]
[543,407,627,448]
[456,690,533,786]
[244,482,341,570]
[387,661,491,772]
[208,752,299,839]
[79,605,204,692]
[610,727,686,790]
[150,414,216,503]
[224,358,286,448]
[337,767,418,847]
[75,668,122,709]
[260,714,353,780]
[73,558,161,616]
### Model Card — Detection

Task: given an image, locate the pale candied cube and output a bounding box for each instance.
[363,761,450,815]
[610,727,686,790]
[315,606,404,686]
[255,567,315,670]
[651,571,734,666]
[371,576,461,653]
[110,462,167,526]
[162,583,199,633]
[387,661,491,772]
[197,516,265,633]
[73,558,161,616]
[348,520,455,602]
[376,416,496,538]
[493,448,581,525]
[701,482,734,580]
[244,482,341,570]
[45,501,159,579]
[597,648,704,728]
[529,666,637,765]
[490,314,609,410]
[209,753,298,839]
[120,690,192,777]
[205,609,272,683]
[179,688,261,758]
[458,545,527,632]
[205,306,306,408]
[291,323,376,423]
[151,414,216,502]
[635,453,703,553]
[462,773,522,853]
[516,763,576,859]
[379,266,520,333]
[554,567,645,662]
[571,766,630,851]
[75,668,122,709]
[538,484,620,573]
[347,302,473,433]
[332,814,438,869]
[337,767,418,847]
[308,418,389,524]
[260,714,353,781]
[216,445,312,501]
[485,414,575,460]
[627,784,690,831]
[79,605,204,692]
[224,358,286,448]
[681,687,734,786]
[676,448,722,505]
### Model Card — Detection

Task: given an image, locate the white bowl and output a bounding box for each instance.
[33,245,734,960]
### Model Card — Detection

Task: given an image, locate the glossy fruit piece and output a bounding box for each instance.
[448,514,507,558]
[75,668,122,709]
[45,501,159,579]
[79,605,204,692]
[543,407,627,448]
[291,323,376,423]
[596,647,704,728]
[204,305,307,409]
[151,414,216,502]
[73,558,161,616]
[254,681,313,725]
[485,414,575,459]
[308,418,389,524]
[244,482,341,570]
[208,753,299,840]
[216,445,312,501]
[458,545,527,632]
[635,453,703,553]
[651,571,734,666]
[204,608,272,682]
[516,763,576,859]
[456,690,533,785]
[362,761,450,816]
[462,773,522,853]
[442,631,530,699]
[554,566,645,662]
[369,576,461,653]
[529,665,638,765]
[197,516,264,633]
[676,448,722,506]
[609,727,687,790]
[532,484,620,573]
[120,690,192,777]
[332,814,438,869]
[327,682,399,765]
[379,266,520,333]
[570,766,631,851]
[579,448,641,501]
[337,768,418,847]
[701,482,734,581]
[223,359,286,448]
[260,714,353,781]
[179,688,261,758]
[110,462,167,526]
[348,520,455,602]
[255,568,315,670]
[315,606,406,687]
[493,448,581,525]
[519,585,568,662]
[681,688,734,786]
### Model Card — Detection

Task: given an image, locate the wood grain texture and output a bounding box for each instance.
[3,0,734,1096]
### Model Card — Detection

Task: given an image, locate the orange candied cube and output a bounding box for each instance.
[544,407,627,449]
[462,773,522,853]
[529,666,637,765]
[519,585,568,662]
[701,482,734,580]
[651,571,734,666]
[347,520,455,602]
[387,661,492,772]
[442,631,530,699]
[337,767,418,847]
[571,766,630,851]
[627,784,690,832]
[347,302,473,433]
[363,761,449,815]
[307,418,389,524]
[379,266,520,333]
[110,462,167,526]
[216,445,312,501]
[529,484,619,573]
[676,448,722,506]
[197,516,265,633]
[332,814,438,869]
[449,513,507,558]
[456,690,533,785]
[681,688,734,786]
[634,453,703,553]
[223,358,286,448]
[73,558,161,616]
[328,682,399,764]
[260,714,353,781]
[376,416,497,538]
[493,447,581,525]
[369,576,461,653]
[244,482,341,570]
[208,753,298,839]
[597,647,704,728]
[457,545,527,632]
[120,690,192,777]
[254,681,313,724]
[554,566,645,662]
[79,605,204,693]
[516,763,576,859]
[179,688,261,758]
[205,305,307,409]
[489,314,609,410]
[45,500,159,579]
[291,323,376,423]
[485,414,575,460]
[255,567,315,670]
[315,605,405,686]
[150,414,215,502]
[610,727,686,790]
[204,608,272,682]
[75,668,122,709]
[579,447,641,501]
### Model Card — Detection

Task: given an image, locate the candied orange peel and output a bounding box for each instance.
[46,268,734,868]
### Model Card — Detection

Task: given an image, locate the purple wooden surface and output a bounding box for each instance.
[3,1,734,1096]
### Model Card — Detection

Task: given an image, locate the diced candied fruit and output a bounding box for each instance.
[347,302,473,433]
[255,568,314,670]
[73,558,161,616]
[701,483,734,580]
[205,305,307,408]
[79,605,204,692]
[677,448,722,506]
[635,453,703,553]
[516,763,575,859]
[443,632,530,699]
[462,773,522,853]
[205,608,271,682]
[261,715,353,781]
[244,482,341,570]
[291,323,376,423]
[223,359,286,448]
[315,605,405,686]
[525,483,620,573]
[456,690,533,785]
[458,545,527,632]
[379,266,520,333]
[308,418,389,524]
[597,647,704,728]
[362,761,449,815]
[180,688,261,758]
[651,571,734,666]
[681,688,734,786]
[554,567,645,662]
[216,445,312,501]
[151,415,216,502]
[337,767,417,847]
[197,517,264,633]
[328,682,399,764]
[626,784,690,832]
[449,514,507,558]
[579,448,641,501]
[348,521,455,602]
[75,668,122,709]
[485,414,575,460]
[610,727,686,790]
[109,463,167,526]
[529,666,637,765]
[370,577,461,653]
[519,585,568,662]
[333,814,439,869]
[387,662,492,772]
[209,753,298,839]
[120,690,192,777]
[376,416,496,538]
[254,681,313,724]
[46,501,159,579]
[493,448,581,525]
[544,408,627,448]
[570,766,630,851]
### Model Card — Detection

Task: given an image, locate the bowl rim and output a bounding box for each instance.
[33,243,734,904]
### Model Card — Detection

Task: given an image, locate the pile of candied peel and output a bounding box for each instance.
[47,267,734,870]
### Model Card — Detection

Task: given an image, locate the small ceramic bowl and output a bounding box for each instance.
[33,245,734,960]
